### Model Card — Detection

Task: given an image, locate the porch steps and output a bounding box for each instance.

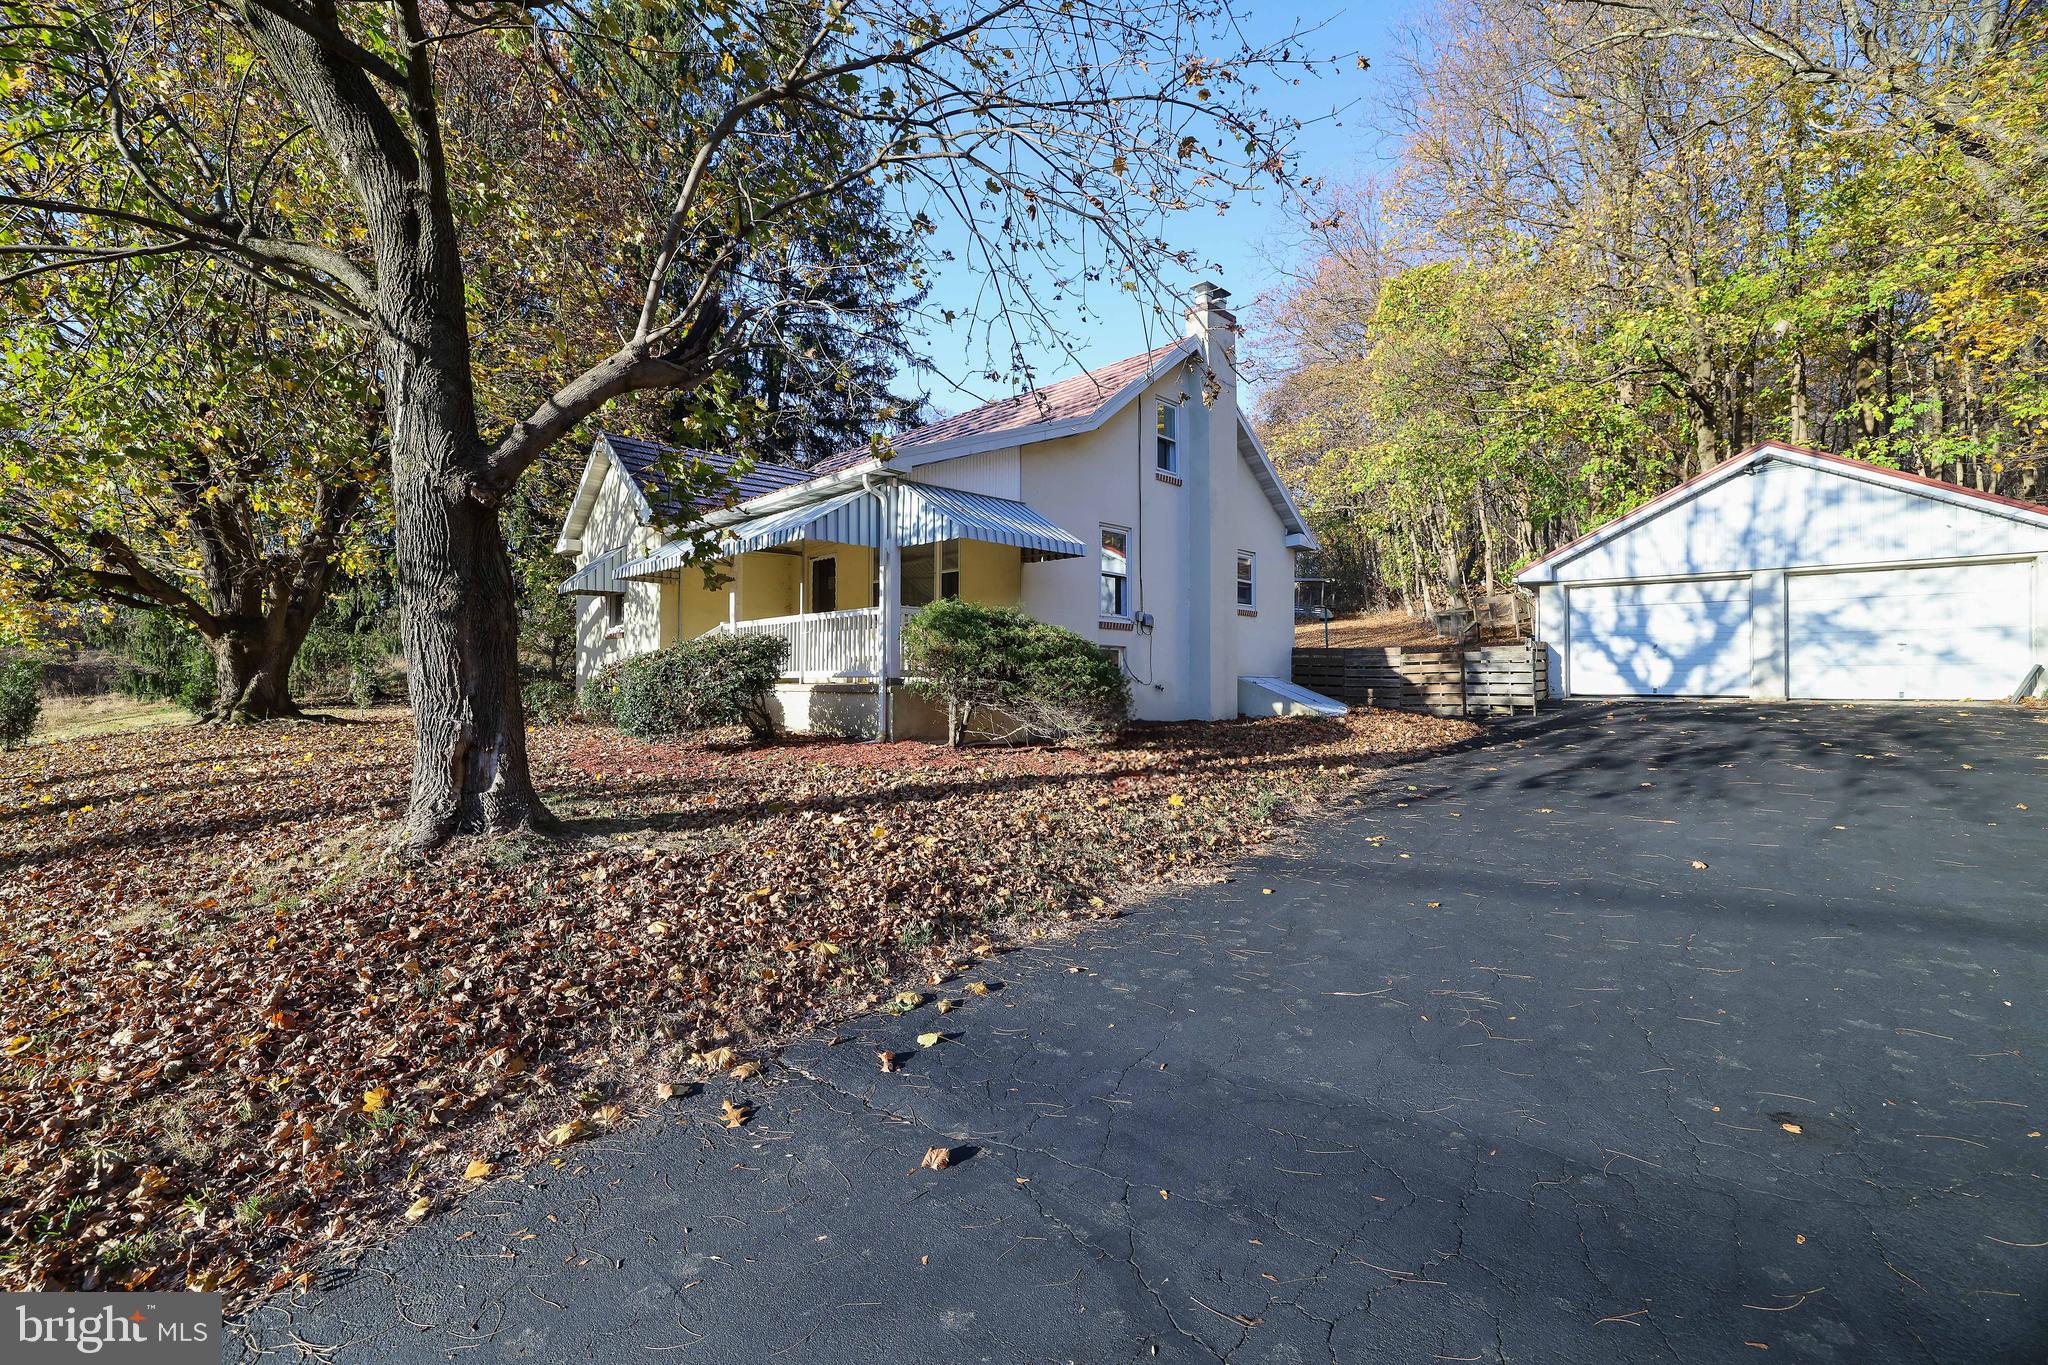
[1238,676,1348,719]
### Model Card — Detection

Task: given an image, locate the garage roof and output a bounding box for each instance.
[1516,442,2048,584]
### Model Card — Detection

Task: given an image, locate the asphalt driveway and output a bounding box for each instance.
[236,704,2048,1363]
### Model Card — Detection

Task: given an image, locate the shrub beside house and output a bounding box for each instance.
[904,600,1127,745]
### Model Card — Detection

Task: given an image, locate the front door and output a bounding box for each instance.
[809,556,837,614]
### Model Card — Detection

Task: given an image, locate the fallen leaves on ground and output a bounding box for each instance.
[0,705,1472,1300]
[919,1146,953,1172]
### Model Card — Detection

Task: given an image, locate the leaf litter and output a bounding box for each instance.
[0,706,1472,1300]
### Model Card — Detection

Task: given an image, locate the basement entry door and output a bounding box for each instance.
[1787,561,2033,700]
[1566,579,1753,696]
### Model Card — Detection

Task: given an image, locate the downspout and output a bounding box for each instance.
[865,472,899,741]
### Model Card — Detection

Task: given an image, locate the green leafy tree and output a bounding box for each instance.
[1259,0,2048,611]
[0,259,380,719]
[601,6,931,468]
[0,656,40,748]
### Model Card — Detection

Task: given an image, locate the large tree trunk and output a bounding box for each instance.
[382,325,549,850]
[209,634,299,722]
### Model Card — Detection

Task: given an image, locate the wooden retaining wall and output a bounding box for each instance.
[1293,642,1547,718]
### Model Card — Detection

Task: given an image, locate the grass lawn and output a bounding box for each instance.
[0,706,1476,1301]
[31,695,191,745]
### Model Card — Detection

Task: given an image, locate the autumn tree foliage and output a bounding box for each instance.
[1259,0,2048,611]
[2,0,1329,848]
[0,262,382,719]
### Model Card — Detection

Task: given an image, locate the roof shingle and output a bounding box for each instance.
[808,338,1192,476]
[604,434,812,519]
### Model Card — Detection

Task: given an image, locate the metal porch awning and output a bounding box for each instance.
[613,482,1087,578]
[894,484,1085,558]
[613,531,728,582]
[727,487,881,555]
[558,546,631,595]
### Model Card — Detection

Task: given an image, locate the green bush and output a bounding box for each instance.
[174,658,217,715]
[105,611,213,711]
[292,611,399,703]
[903,599,1128,745]
[577,667,620,725]
[612,632,789,742]
[348,660,379,707]
[522,677,578,727]
[0,658,42,750]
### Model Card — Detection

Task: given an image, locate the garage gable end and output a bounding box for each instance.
[1518,444,2048,584]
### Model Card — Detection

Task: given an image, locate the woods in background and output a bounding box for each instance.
[1259,0,2047,613]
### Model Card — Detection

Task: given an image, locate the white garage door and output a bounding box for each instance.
[1567,579,1753,696]
[1788,561,2033,700]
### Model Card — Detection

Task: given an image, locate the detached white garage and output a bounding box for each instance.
[1519,443,2048,702]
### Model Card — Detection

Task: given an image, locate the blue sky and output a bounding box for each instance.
[908,0,1414,414]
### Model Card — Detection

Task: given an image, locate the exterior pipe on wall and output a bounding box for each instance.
[866,473,900,741]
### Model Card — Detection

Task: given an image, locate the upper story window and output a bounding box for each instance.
[1235,551,1256,609]
[1155,399,1179,473]
[1100,525,1131,618]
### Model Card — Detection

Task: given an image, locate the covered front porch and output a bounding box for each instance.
[612,478,1085,730]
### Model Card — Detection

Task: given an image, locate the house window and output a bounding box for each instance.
[1100,525,1131,618]
[1235,551,1256,609]
[604,593,625,630]
[901,541,960,608]
[1155,400,1179,473]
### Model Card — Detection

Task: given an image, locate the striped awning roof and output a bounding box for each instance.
[558,546,631,595]
[614,540,692,582]
[895,483,1084,557]
[727,487,881,555]
[614,529,728,582]
[615,481,1086,575]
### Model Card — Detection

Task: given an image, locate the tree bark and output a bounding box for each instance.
[210,634,299,722]
[382,307,551,848]
[239,3,554,849]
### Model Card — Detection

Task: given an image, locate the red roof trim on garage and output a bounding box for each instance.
[1780,443,2048,518]
[1516,442,2048,581]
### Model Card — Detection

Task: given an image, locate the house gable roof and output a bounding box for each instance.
[808,338,1200,477]
[1515,441,2048,584]
[556,433,810,553]
[556,336,1317,554]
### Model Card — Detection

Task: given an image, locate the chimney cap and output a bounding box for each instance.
[1191,280,1231,305]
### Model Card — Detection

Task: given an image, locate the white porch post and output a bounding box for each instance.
[873,477,901,740]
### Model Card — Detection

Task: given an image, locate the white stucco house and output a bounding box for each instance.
[556,284,1326,737]
[1518,441,2048,702]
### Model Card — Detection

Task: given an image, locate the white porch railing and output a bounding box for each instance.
[715,606,880,680]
